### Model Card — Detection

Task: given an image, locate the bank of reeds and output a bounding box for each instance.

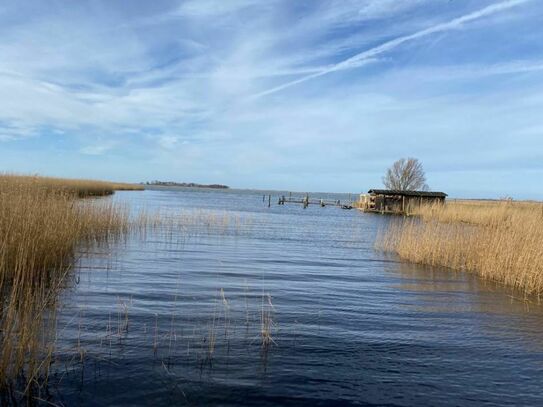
[0,174,143,198]
[0,175,136,396]
[379,200,543,296]
[0,175,258,398]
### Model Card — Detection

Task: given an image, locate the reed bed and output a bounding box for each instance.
[379,200,543,296]
[0,174,143,198]
[0,175,257,400]
[0,175,135,397]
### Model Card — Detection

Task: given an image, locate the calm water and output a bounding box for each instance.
[50,188,543,406]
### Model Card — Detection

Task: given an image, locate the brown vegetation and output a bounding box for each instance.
[0,175,136,396]
[379,200,543,296]
[0,175,257,399]
[0,174,143,197]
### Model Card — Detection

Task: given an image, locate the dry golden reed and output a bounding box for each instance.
[0,174,256,398]
[379,200,543,296]
[0,173,143,198]
[0,174,137,396]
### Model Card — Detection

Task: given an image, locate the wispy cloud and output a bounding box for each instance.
[174,0,268,17]
[80,140,117,156]
[0,0,541,197]
[253,0,532,98]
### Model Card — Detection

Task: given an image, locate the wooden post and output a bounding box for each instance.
[268,195,271,208]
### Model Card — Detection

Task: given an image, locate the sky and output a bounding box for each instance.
[1,0,542,198]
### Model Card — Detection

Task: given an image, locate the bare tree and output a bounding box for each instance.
[382,158,429,191]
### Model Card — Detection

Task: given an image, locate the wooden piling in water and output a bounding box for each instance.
[276,195,351,208]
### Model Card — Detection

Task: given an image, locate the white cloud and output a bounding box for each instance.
[253,0,533,98]
[158,135,181,150]
[0,0,541,195]
[80,141,117,156]
[175,0,266,17]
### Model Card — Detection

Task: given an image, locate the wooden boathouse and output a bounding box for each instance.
[358,189,447,214]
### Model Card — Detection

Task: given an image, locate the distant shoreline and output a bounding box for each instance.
[143,181,229,189]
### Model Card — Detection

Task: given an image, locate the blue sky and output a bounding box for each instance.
[1,0,542,198]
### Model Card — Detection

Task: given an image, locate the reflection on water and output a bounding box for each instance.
[43,188,543,406]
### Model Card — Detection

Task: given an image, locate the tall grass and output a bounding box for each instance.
[0,175,135,396]
[379,200,543,296]
[0,174,143,197]
[0,175,258,399]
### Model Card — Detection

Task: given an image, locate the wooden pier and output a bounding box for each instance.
[264,194,353,209]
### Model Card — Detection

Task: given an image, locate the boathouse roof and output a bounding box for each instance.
[367,189,448,198]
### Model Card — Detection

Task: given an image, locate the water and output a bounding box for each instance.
[51,188,543,406]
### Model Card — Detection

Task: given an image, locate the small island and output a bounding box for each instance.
[144,181,230,189]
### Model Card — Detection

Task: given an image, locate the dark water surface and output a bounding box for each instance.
[53,188,543,406]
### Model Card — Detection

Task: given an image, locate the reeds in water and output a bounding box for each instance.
[0,175,134,395]
[0,173,143,198]
[135,208,254,240]
[261,294,276,349]
[0,174,260,400]
[379,200,543,296]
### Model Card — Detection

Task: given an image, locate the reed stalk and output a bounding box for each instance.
[379,200,543,296]
[0,174,136,395]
